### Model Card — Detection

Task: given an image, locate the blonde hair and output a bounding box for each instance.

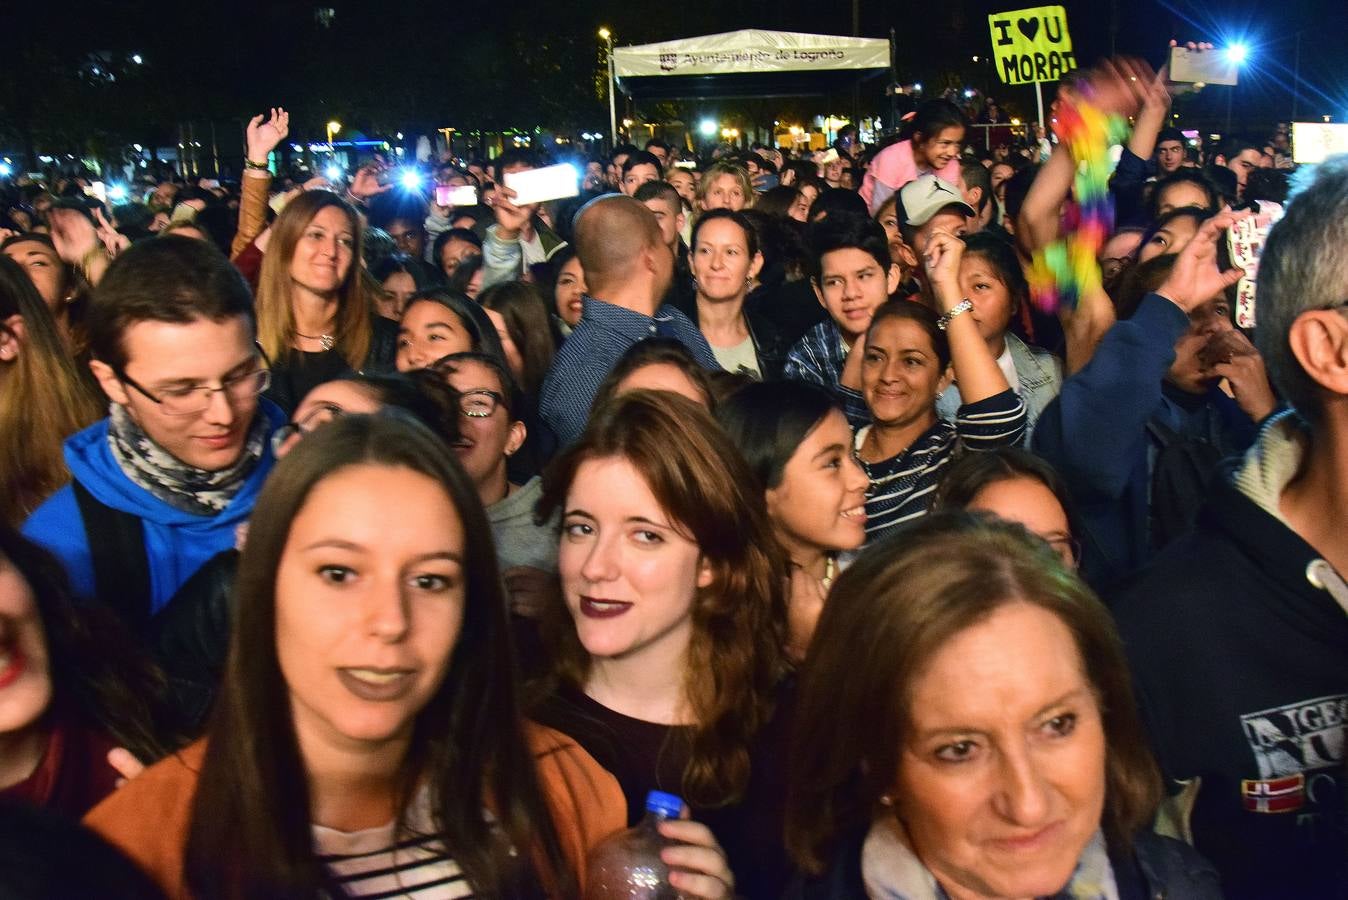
[254,191,370,369]
[0,256,101,525]
[695,160,754,214]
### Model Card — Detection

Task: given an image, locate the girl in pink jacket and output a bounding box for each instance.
[861,100,967,214]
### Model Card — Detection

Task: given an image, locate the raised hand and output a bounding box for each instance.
[92,207,129,257]
[1156,209,1248,313]
[922,230,966,300]
[491,185,535,239]
[1069,57,1155,120]
[245,107,290,165]
[47,207,99,265]
[349,163,392,201]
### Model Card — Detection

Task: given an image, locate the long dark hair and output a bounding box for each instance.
[0,525,176,764]
[0,255,101,525]
[401,287,506,363]
[478,281,556,397]
[183,414,570,899]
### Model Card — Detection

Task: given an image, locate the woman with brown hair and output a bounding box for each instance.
[783,513,1221,899]
[253,190,398,413]
[531,390,791,898]
[2,232,92,357]
[0,255,102,525]
[85,413,624,898]
[478,280,556,398]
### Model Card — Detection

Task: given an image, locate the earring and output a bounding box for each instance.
[878,794,894,807]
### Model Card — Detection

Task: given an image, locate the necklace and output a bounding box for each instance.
[295,331,335,351]
[822,555,836,591]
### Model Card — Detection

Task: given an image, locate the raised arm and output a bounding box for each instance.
[231,108,288,259]
[926,231,1009,404]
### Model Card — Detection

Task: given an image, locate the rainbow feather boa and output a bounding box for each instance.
[1028,98,1129,313]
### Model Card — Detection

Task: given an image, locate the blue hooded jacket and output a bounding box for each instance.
[22,401,283,614]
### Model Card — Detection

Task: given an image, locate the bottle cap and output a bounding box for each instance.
[644,790,684,819]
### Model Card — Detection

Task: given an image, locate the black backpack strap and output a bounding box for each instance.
[71,480,152,634]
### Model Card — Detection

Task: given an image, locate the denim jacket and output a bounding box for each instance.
[937,332,1062,445]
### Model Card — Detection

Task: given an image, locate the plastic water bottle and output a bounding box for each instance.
[584,790,685,899]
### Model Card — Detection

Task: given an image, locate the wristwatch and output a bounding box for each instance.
[937,299,974,331]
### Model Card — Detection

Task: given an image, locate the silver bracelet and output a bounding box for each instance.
[937,299,974,331]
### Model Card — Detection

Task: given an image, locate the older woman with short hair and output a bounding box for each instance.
[784,513,1222,899]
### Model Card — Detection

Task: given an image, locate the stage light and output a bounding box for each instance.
[0,162,11,177]
[1226,43,1248,64]
[325,165,344,181]
[399,169,423,191]
[107,184,128,202]
[699,119,718,137]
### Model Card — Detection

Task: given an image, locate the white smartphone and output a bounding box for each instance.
[502,163,579,206]
[1169,47,1238,86]
[435,184,479,207]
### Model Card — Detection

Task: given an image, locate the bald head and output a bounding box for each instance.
[574,195,665,291]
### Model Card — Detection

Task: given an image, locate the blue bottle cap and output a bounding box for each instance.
[644,790,684,818]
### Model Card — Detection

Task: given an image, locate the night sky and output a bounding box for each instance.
[587,0,1346,127]
[5,0,1345,155]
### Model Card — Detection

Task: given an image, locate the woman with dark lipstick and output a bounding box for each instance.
[531,390,794,898]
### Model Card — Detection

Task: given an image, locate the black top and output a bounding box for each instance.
[1110,477,1348,899]
[531,680,796,899]
[264,316,399,415]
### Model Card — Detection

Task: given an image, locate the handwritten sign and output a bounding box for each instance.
[988,6,1077,86]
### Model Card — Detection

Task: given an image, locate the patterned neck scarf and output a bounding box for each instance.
[861,815,1120,900]
[106,402,268,516]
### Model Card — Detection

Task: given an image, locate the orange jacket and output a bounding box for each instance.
[84,722,625,898]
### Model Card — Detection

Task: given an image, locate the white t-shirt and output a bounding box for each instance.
[712,335,762,379]
[996,342,1021,394]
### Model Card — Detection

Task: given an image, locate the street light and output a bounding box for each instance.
[699,119,718,137]
[599,27,616,147]
[326,120,341,149]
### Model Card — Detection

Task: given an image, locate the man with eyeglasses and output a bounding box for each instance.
[24,237,283,632]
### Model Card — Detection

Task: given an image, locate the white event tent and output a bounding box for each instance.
[613,29,891,99]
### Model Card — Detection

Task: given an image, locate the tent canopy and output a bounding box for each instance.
[614,29,890,100]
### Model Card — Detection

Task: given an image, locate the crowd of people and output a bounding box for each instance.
[0,48,1344,900]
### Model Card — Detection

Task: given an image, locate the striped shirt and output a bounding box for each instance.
[314,788,476,899]
[855,389,1027,544]
[782,320,871,429]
